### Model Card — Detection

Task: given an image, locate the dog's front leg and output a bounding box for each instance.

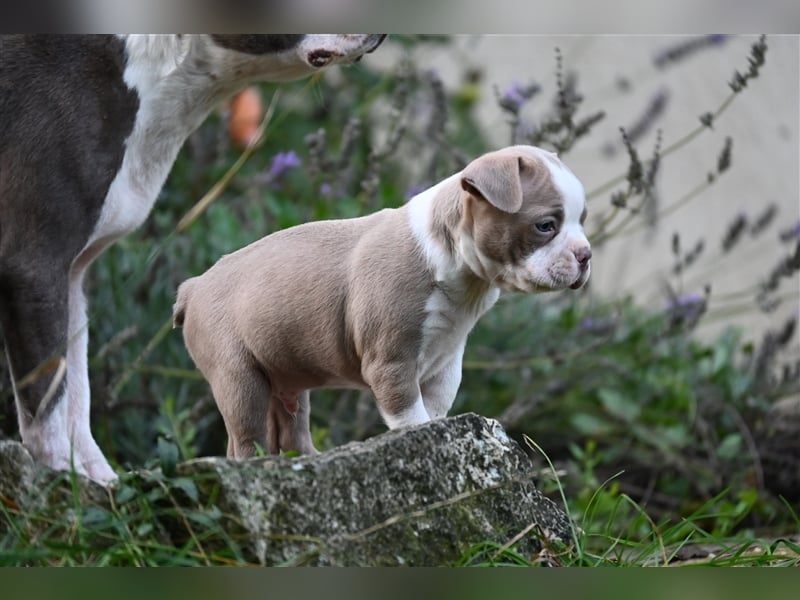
[64,269,117,483]
[364,362,431,429]
[1,271,72,476]
[420,350,464,420]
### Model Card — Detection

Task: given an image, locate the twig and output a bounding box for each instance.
[176,90,281,233]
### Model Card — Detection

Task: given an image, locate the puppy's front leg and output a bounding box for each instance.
[364,362,430,429]
[420,351,464,420]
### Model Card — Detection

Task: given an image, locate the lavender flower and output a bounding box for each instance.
[779,221,800,243]
[669,291,705,308]
[717,136,733,174]
[497,80,541,114]
[729,35,768,92]
[750,203,778,237]
[654,35,729,69]
[578,316,617,336]
[251,151,302,188]
[722,211,748,252]
[268,151,301,180]
[617,89,669,152]
[760,239,800,301]
[666,289,709,330]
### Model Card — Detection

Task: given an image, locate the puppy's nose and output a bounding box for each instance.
[575,247,592,267]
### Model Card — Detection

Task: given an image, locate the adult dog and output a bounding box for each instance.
[0,34,386,484]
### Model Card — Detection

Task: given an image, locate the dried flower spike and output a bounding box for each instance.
[654,34,728,69]
[722,212,748,252]
[729,34,768,93]
[717,136,733,173]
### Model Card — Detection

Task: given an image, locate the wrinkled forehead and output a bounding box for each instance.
[511,147,586,221]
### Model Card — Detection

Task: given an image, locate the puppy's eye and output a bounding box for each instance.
[535,221,556,234]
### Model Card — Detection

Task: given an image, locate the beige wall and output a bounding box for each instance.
[373,35,800,344]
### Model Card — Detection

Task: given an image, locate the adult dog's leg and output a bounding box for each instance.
[64,267,117,483]
[0,259,73,473]
[0,254,116,483]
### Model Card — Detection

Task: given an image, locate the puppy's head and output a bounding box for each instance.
[210,34,386,78]
[459,145,591,292]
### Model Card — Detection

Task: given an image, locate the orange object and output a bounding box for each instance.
[228,86,264,148]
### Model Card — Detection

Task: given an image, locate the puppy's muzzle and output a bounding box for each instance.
[570,247,592,289]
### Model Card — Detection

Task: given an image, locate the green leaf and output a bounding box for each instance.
[571,413,615,436]
[716,433,743,460]
[114,484,138,505]
[598,388,641,423]
[157,436,180,477]
[171,477,199,504]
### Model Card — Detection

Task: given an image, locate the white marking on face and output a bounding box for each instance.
[521,155,590,291]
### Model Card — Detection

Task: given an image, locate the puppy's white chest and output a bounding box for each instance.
[417,286,499,381]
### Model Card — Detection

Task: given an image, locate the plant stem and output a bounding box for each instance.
[587,91,737,201]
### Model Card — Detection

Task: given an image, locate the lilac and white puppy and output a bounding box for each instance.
[174,145,591,457]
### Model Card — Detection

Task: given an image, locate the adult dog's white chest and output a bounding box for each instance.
[80,36,214,268]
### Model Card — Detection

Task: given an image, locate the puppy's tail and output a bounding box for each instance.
[172,278,197,329]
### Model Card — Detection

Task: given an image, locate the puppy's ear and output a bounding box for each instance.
[460,156,523,213]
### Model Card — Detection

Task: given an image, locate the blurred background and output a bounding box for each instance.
[1,35,798,545]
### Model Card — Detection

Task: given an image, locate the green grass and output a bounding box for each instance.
[3,458,797,567]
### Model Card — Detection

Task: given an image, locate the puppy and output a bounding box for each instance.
[0,34,386,484]
[173,145,591,457]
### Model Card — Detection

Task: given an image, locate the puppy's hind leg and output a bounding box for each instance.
[267,390,318,455]
[211,365,270,459]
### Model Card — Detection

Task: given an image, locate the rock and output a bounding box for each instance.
[180,413,574,565]
[0,413,574,566]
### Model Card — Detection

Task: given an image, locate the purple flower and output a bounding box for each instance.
[665,289,708,330]
[267,151,302,181]
[498,80,541,113]
[780,221,800,243]
[319,182,333,197]
[670,292,705,309]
